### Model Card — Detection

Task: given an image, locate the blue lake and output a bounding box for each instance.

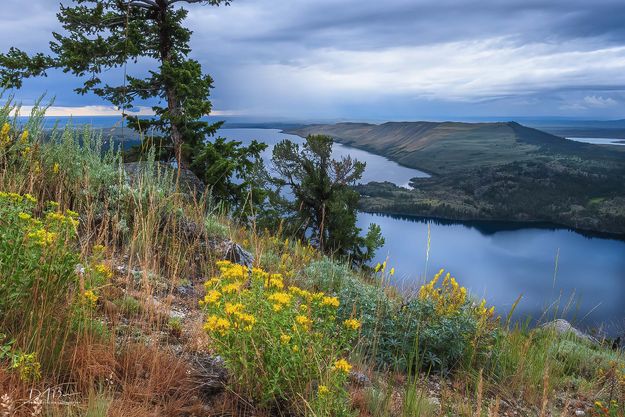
[224,128,625,334]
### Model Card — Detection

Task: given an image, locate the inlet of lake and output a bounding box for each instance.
[223,128,625,334]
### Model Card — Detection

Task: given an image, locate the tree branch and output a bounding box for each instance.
[128,0,159,9]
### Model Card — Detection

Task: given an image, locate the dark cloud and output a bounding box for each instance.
[2,0,625,119]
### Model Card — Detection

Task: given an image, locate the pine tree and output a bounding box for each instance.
[271,134,384,263]
[0,0,266,206]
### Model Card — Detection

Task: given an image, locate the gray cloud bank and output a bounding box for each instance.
[2,0,625,120]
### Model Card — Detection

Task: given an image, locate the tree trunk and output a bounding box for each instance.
[156,0,185,173]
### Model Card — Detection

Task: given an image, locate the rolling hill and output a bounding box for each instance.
[285,121,625,235]
[286,121,624,175]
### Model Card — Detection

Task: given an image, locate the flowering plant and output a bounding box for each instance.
[200,260,357,416]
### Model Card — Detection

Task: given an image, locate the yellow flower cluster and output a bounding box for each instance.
[18,212,32,221]
[27,228,58,246]
[199,289,222,306]
[94,263,113,279]
[419,269,468,316]
[343,318,361,330]
[201,260,343,341]
[0,123,11,147]
[332,359,352,374]
[321,296,340,308]
[295,314,312,329]
[0,191,36,204]
[477,299,495,320]
[46,210,79,229]
[268,291,292,311]
[84,289,98,306]
[204,315,231,335]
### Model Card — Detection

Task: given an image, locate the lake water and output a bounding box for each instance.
[223,128,625,334]
[218,128,429,187]
[566,137,625,146]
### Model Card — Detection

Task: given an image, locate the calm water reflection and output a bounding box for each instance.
[358,213,625,333]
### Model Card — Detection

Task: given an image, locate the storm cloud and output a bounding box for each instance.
[2,0,625,120]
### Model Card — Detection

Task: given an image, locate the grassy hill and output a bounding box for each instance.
[286,121,625,235]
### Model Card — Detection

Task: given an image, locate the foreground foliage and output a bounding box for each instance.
[200,260,356,416]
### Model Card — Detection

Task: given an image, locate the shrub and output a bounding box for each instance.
[200,260,357,416]
[395,269,498,372]
[0,192,109,371]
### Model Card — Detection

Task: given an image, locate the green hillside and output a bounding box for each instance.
[287,121,625,235]
[287,121,624,175]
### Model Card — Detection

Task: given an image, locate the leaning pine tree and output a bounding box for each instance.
[0,0,266,206]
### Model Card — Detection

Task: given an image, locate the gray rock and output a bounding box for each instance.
[541,319,598,344]
[349,371,371,387]
[575,410,586,416]
[225,241,254,268]
[185,353,229,398]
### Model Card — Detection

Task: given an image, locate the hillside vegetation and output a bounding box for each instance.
[0,106,624,417]
[287,122,625,235]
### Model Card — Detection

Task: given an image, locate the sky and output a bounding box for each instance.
[1,0,625,121]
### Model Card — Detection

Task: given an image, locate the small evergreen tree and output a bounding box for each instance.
[0,0,266,207]
[271,134,384,264]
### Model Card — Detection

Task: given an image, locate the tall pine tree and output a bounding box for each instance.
[0,0,266,206]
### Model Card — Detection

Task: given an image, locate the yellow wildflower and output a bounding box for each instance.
[320,296,339,308]
[18,212,31,221]
[84,290,98,306]
[19,130,29,144]
[234,312,256,329]
[95,263,113,279]
[224,302,244,315]
[280,334,291,344]
[268,292,292,306]
[295,315,312,328]
[343,318,361,330]
[53,163,60,174]
[204,315,231,336]
[27,228,57,246]
[204,277,220,288]
[318,385,329,395]
[0,122,10,140]
[292,345,299,352]
[332,359,352,373]
[24,194,36,204]
[268,274,284,289]
[222,282,242,294]
[201,290,222,306]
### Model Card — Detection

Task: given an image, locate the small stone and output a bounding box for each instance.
[428,397,440,407]
[169,309,186,320]
[575,410,585,416]
[541,319,598,344]
[348,371,371,387]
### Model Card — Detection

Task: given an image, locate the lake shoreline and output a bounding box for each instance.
[358,207,625,242]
